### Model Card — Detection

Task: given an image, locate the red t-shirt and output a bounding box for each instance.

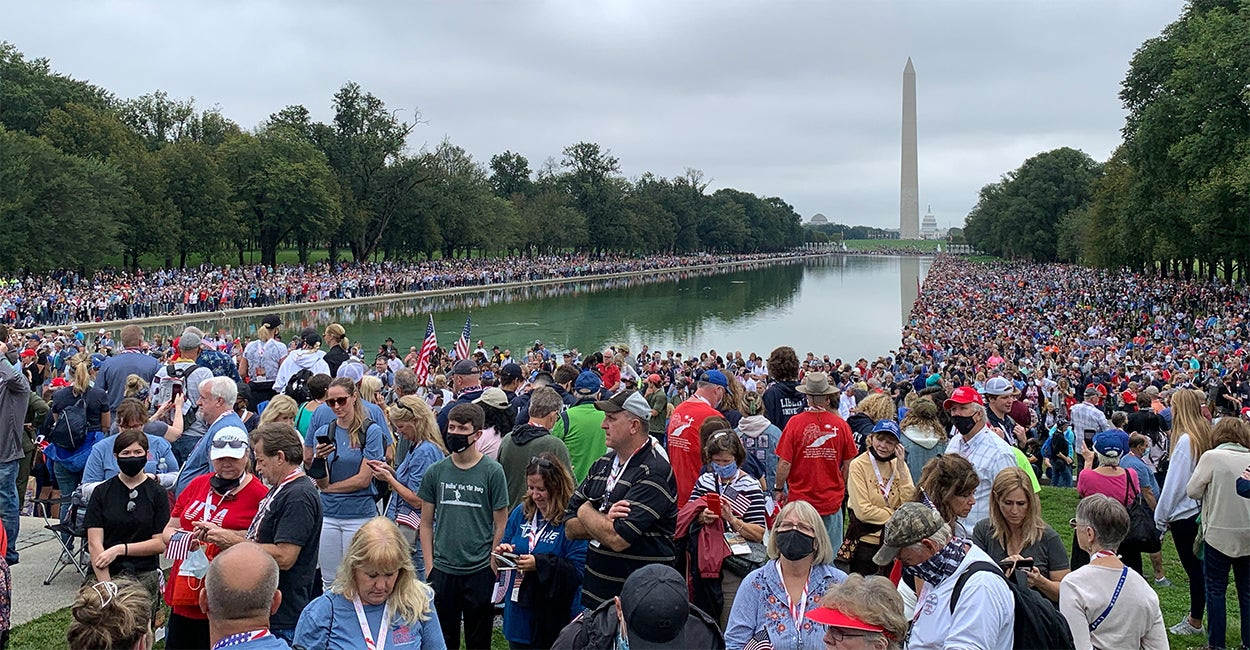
[776,409,857,515]
[666,395,722,507]
[163,474,268,618]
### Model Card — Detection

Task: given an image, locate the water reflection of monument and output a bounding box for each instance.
[900,256,920,324]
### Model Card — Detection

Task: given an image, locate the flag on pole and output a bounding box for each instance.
[454,315,472,360]
[414,315,438,385]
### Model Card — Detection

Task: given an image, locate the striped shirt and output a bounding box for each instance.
[565,443,678,609]
[1070,402,1110,450]
[690,472,767,527]
[944,427,1018,533]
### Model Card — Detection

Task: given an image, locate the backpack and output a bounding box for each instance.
[284,368,314,403]
[48,393,89,450]
[950,561,1075,650]
[1040,432,1054,460]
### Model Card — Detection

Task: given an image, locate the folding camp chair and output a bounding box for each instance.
[32,486,90,585]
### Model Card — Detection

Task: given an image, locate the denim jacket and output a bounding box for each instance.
[724,560,846,650]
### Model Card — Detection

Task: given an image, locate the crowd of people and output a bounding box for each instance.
[0,251,833,329]
[0,252,1247,649]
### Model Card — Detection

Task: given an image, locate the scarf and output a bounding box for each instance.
[902,537,970,586]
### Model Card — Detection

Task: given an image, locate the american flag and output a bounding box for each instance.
[165,531,193,561]
[397,509,421,530]
[454,315,472,361]
[414,315,438,385]
[743,628,773,650]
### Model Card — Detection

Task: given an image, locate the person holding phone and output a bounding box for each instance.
[971,467,1069,603]
[493,452,587,649]
[310,377,387,592]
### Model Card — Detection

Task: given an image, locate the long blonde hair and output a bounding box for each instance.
[70,351,92,395]
[388,395,446,454]
[1170,389,1211,458]
[988,467,1046,550]
[332,517,434,624]
[358,375,383,406]
[328,377,367,448]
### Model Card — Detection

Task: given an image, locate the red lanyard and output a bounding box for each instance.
[775,563,809,624]
[1091,549,1118,561]
[525,512,550,551]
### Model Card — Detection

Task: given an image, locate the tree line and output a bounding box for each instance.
[963,0,1250,282]
[0,42,806,274]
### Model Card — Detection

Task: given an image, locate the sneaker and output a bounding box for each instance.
[58,551,75,565]
[1167,618,1204,636]
[1153,576,1173,588]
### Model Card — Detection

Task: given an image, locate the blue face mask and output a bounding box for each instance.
[713,461,738,480]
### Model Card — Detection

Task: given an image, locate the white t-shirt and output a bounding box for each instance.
[1059,564,1167,650]
[907,544,1014,650]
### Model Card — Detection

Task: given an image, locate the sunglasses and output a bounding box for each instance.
[211,439,249,451]
[528,456,556,470]
[326,396,351,408]
[126,488,138,513]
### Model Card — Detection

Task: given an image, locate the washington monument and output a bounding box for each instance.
[899,57,919,239]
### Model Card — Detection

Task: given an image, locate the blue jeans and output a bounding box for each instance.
[0,459,19,564]
[1051,463,1073,488]
[821,510,844,555]
[1204,542,1250,648]
[52,461,82,552]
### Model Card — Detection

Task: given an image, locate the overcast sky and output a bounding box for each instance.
[9,1,1186,230]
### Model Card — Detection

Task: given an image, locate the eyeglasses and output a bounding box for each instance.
[775,521,817,535]
[211,439,249,451]
[528,456,555,470]
[127,488,138,513]
[824,628,875,644]
[326,396,351,408]
[1069,518,1090,530]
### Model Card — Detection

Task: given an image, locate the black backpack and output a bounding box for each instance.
[48,393,89,451]
[284,368,314,403]
[950,561,1075,650]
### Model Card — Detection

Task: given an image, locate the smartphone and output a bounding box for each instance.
[169,382,182,398]
[492,551,519,570]
[1001,558,1035,571]
[704,492,722,514]
[316,433,333,446]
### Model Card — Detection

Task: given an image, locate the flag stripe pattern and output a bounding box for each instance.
[454,315,472,360]
[415,315,438,385]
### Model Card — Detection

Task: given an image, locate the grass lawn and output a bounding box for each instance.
[842,238,945,251]
[13,486,1237,648]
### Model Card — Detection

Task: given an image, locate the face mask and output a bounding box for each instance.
[210,474,241,494]
[869,446,897,463]
[447,433,474,454]
[774,528,816,561]
[117,456,147,478]
[951,414,978,436]
[713,461,738,480]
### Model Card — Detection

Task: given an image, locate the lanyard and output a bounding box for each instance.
[211,629,271,650]
[774,562,809,625]
[525,512,550,552]
[247,469,304,540]
[604,446,645,498]
[871,457,895,499]
[202,491,224,523]
[353,597,391,650]
[1090,549,1118,561]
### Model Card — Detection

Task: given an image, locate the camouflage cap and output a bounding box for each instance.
[873,502,946,566]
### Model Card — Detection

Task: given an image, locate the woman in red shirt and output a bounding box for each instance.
[159,428,267,650]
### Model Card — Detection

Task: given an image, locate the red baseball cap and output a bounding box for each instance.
[806,606,892,638]
[19,349,35,358]
[648,374,663,385]
[943,385,984,410]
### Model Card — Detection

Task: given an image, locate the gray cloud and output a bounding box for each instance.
[8,0,1185,230]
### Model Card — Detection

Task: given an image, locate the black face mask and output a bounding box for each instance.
[775,529,816,561]
[210,474,241,494]
[447,433,474,454]
[117,456,147,478]
[951,414,979,436]
[869,446,897,463]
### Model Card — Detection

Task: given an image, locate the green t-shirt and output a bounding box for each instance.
[417,454,508,574]
[551,402,608,484]
[647,390,669,434]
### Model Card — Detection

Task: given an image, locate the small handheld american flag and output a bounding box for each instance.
[743,628,773,650]
[397,509,421,530]
[415,315,438,385]
[165,530,193,561]
[454,315,472,360]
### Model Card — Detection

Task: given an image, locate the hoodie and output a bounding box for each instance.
[762,380,805,430]
[737,414,781,488]
[901,422,946,483]
[498,423,572,507]
[273,348,330,393]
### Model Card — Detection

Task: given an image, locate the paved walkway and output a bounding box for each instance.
[10,515,85,626]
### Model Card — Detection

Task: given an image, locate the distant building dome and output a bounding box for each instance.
[921,206,938,239]
[810,213,828,225]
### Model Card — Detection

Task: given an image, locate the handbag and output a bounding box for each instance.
[1122,474,1160,552]
[170,546,210,607]
[721,541,767,577]
[835,509,884,570]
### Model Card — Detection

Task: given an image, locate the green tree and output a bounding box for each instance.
[156,141,236,266]
[489,151,534,199]
[0,42,112,136]
[560,142,626,252]
[0,127,123,272]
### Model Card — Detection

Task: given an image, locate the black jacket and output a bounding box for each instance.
[552,596,724,650]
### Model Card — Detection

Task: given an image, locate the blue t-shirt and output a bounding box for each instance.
[82,432,179,484]
[386,440,444,523]
[96,351,161,411]
[1121,453,1160,496]
[292,592,445,650]
[314,420,386,519]
[305,401,389,450]
[499,504,587,644]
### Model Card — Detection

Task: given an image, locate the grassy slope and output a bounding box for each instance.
[841,238,944,251]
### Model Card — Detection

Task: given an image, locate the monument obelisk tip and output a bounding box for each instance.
[905,57,914,72]
[899,57,919,240]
